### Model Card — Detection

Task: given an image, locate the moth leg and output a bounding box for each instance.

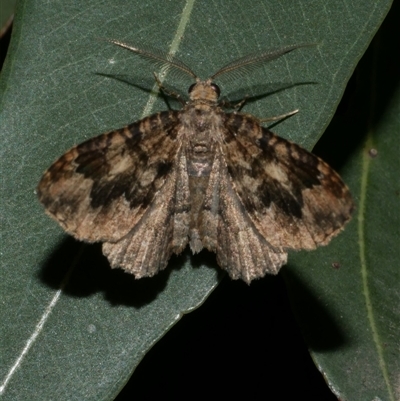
[153,72,186,105]
[258,108,299,123]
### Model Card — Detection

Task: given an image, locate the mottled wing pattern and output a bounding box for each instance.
[220,113,354,251]
[198,150,288,284]
[38,111,183,244]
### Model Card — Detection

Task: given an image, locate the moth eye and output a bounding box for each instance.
[211,83,221,98]
[188,83,196,93]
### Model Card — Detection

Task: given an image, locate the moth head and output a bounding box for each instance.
[188,79,221,102]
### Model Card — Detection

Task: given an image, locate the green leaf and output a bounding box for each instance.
[284,5,399,400]
[0,1,394,400]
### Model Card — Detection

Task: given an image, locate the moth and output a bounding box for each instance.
[37,40,353,284]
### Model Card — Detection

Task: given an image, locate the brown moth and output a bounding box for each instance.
[37,40,353,284]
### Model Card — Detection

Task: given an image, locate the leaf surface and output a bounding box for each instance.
[285,4,399,399]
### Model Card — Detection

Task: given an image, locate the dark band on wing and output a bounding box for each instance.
[84,111,180,209]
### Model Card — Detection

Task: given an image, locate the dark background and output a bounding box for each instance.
[117,275,338,400]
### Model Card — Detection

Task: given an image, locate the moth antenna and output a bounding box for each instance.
[106,38,198,81]
[211,43,316,82]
